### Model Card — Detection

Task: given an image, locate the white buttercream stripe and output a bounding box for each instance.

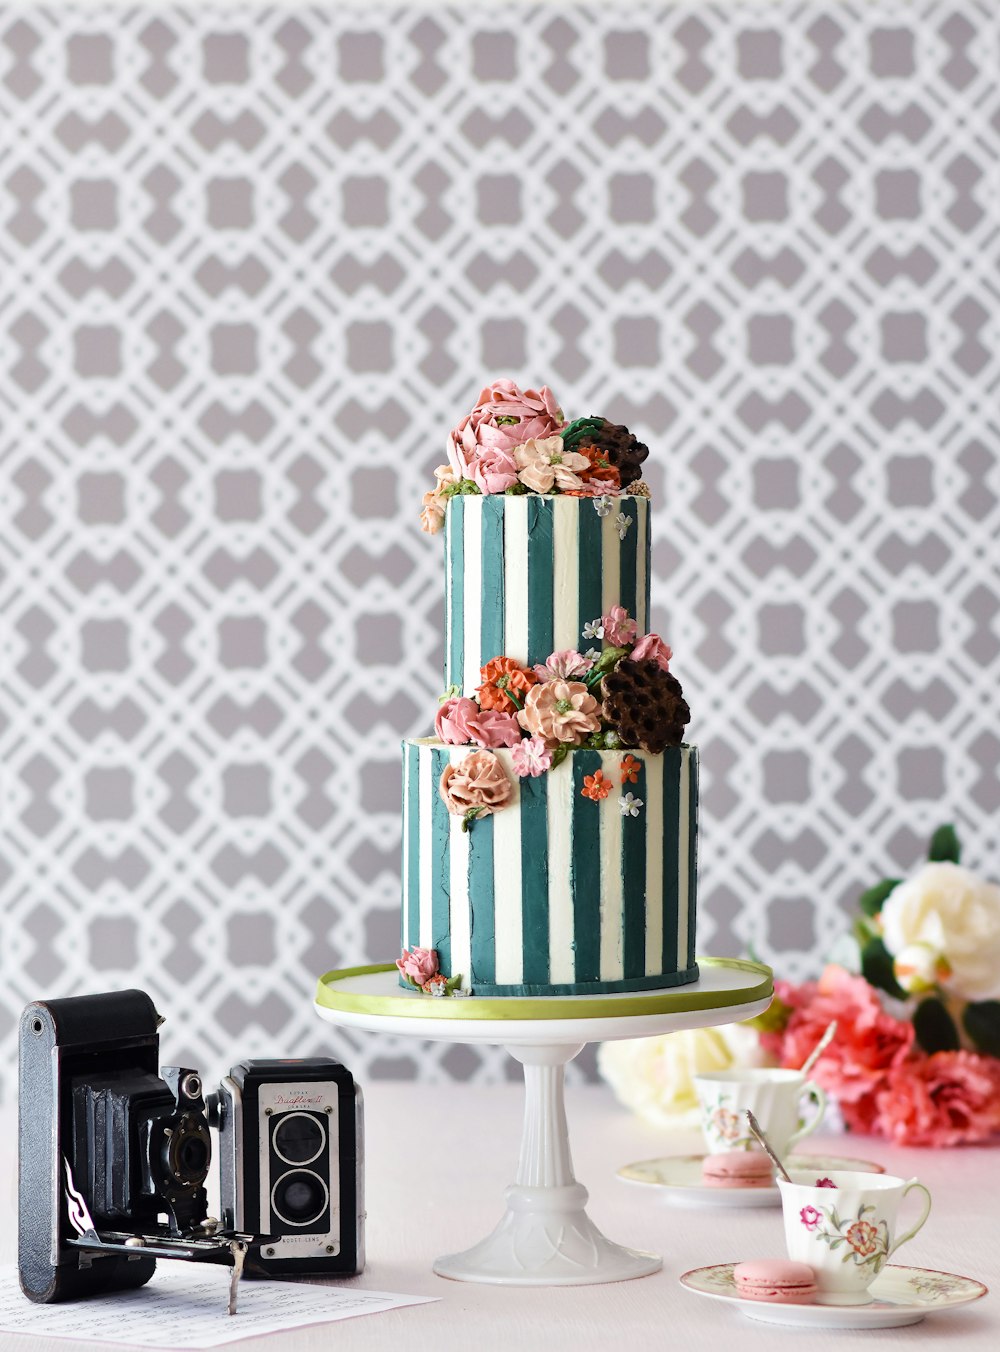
[552,497,580,652]
[503,495,529,666]
[676,749,690,970]
[462,500,482,697]
[599,752,624,981]
[547,762,575,984]
[444,503,452,684]
[418,749,433,948]
[636,498,647,636]
[492,760,522,985]
[601,508,621,616]
[401,748,410,951]
[448,751,472,990]
[644,751,664,976]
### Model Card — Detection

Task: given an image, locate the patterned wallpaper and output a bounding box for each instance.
[1,2,998,1095]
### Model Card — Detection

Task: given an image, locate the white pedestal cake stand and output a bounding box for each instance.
[315,957,772,1287]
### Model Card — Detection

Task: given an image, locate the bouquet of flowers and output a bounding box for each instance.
[759,825,1000,1147]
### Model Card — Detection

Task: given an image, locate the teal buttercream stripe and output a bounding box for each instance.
[468,811,495,985]
[643,500,651,627]
[577,501,603,645]
[406,743,420,950]
[480,497,505,667]
[430,748,452,973]
[661,748,680,975]
[621,758,646,980]
[527,497,554,667]
[572,750,602,983]
[520,773,550,984]
[448,497,464,690]
[687,748,699,969]
[620,498,637,627]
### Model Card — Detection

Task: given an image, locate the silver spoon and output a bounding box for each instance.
[745,1110,792,1183]
[800,1019,837,1078]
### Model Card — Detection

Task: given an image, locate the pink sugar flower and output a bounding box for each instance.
[601,605,638,647]
[448,379,564,480]
[631,631,673,671]
[471,444,519,495]
[436,697,521,749]
[397,947,439,987]
[511,736,553,778]
[532,649,593,682]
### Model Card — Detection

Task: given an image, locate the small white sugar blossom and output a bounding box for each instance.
[619,793,643,817]
[594,495,613,517]
[614,511,632,540]
[582,618,604,641]
[584,648,602,663]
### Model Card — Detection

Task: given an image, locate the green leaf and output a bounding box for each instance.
[860,936,907,1000]
[928,824,961,863]
[913,997,960,1054]
[550,744,569,770]
[593,644,629,674]
[963,1001,1000,1057]
[858,878,901,917]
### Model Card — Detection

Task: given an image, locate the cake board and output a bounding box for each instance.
[315,956,772,1287]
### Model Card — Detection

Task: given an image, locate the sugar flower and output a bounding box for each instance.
[448,379,564,482]
[517,679,601,746]
[619,792,643,816]
[510,736,553,778]
[620,754,641,784]
[601,605,638,647]
[436,696,522,749]
[631,631,673,672]
[614,511,632,540]
[477,656,538,713]
[514,436,590,494]
[582,770,612,801]
[582,618,604,641]
[471,444,519,495]
[396,946,439,988]
[532,649,593,682]
[439,750,513,818]
[419,464,459,534]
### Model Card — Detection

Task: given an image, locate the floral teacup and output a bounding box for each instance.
[778,1169,932,1305]
[693,1068,827,1158]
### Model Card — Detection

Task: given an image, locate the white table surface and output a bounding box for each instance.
[1,1083,996,1351]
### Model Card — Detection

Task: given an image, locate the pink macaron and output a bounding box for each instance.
[733,1259,818,1304]
[701,1152,773,1188]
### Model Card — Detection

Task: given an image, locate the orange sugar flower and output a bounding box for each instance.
[581,770,613,802]
[577,444,621,489]
[620,754,641,785]
[477,656,538,713]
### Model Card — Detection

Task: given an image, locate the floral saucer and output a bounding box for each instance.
[617,1153,884,1208]
[680,1262,987,1329]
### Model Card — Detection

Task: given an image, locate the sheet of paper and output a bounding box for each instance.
[0,1265,438,1348]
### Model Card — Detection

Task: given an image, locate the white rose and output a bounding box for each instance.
[597,1025,771,1129]
[880,861,1000,1002]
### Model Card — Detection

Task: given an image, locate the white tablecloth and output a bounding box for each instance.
[1,1083,995,1350]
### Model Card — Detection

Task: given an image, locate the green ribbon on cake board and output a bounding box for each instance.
[315,957,773,1023]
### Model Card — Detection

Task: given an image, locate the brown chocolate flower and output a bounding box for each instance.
[601,659,690,754]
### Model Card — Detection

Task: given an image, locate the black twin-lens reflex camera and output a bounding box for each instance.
[18,989,363,1312]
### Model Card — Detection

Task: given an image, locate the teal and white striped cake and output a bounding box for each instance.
[401,741,698,996]
[445,494,651,695]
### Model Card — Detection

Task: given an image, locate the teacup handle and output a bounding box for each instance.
[890,1180,932,1256]
[787,1079,827,1147]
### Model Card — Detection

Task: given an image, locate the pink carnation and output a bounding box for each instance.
[397,946,439,987]
[532,649,593,682]
[471,444,519,495]
[761,965,914,1130]
[601,605,638,647]
[447,379,564,482]
[631,632,673,671]
[511,736,553,778]
[436,697,521,749]
[873,1051,1000,1147]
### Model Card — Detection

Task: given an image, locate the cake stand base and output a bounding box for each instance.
[433,1042,660,1285]
[314,959,773,1286]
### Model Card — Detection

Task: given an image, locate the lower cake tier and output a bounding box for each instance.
[400,739,698,996]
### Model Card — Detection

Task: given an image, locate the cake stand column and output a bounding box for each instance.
[433,1041,662,1286]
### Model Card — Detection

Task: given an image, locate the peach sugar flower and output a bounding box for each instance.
[419,464,458,534]
[517,679,601,746]
[477,656,538,713]
[439,750,513,818]
[514,436,590,494]
[581,769,613,801]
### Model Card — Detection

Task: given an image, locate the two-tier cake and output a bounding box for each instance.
[397,380,697,998]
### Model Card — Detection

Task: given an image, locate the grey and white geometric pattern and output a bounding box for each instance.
[1,2,998,1096]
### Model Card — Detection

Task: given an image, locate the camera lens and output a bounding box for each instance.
[178,1135,209,1178]
[165,1115,211,1186]
[272,1111,325,1166]
[270,1169,329,1228]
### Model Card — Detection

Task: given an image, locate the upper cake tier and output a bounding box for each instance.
[444,493,651,695]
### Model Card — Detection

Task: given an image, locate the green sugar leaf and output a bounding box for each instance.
[928,823,961,863]
[913,997,960,1054]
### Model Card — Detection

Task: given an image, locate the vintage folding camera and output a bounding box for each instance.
[17,990,364,1310]
[210,1059,365,1277]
